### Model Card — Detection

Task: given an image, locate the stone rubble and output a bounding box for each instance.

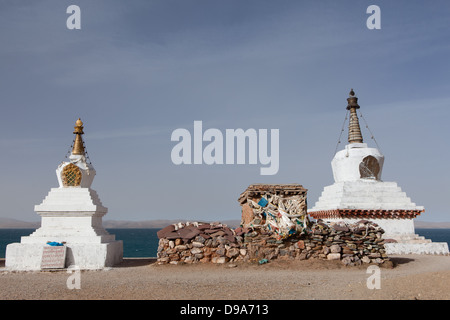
[156,219,390,266]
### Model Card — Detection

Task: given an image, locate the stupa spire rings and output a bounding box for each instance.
[72,118,85,155]
[346,89,363,144]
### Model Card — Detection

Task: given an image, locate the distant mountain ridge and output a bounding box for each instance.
[0,217,241,229]
[0,217,448,229]
[414,221,450,229]
[0,218,40,229]
[103,219,241,229]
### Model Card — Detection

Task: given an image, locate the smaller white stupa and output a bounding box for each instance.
[308,90,448,255]
[6,119,123,270]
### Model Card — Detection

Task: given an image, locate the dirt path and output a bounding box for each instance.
[1,255,449,300]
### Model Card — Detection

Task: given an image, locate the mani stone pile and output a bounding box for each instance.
[156,221,242,265]
[156,184,390,266]
[156,219,389,266]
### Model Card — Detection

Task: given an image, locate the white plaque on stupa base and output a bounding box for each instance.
[41,246,67,269]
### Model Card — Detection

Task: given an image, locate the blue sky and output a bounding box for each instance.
[1,0,449,223]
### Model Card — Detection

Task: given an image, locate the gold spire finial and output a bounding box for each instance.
[72,118,85,155]
[75,118,83,128]
[346,89,363,144]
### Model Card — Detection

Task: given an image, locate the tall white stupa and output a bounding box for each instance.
[308,90,448,255]
[6,119,123,270]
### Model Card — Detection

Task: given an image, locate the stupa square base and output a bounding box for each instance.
[5,240,123,271]
[385,242,449,255]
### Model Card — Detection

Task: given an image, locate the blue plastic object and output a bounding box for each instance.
[258,198,268,207]
[46,242,64,246]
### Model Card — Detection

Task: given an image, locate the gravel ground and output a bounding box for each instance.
[1,255,450,300]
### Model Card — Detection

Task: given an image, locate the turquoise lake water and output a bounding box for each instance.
[1,228,449,258]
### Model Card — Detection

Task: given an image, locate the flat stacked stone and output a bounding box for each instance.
[156,222,239,264]
[156,220,390,266]
[237,183,308,205]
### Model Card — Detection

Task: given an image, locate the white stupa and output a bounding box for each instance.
[308,90,448,255]
[6,119,123,270]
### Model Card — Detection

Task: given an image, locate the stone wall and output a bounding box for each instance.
[156,219,390,266]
